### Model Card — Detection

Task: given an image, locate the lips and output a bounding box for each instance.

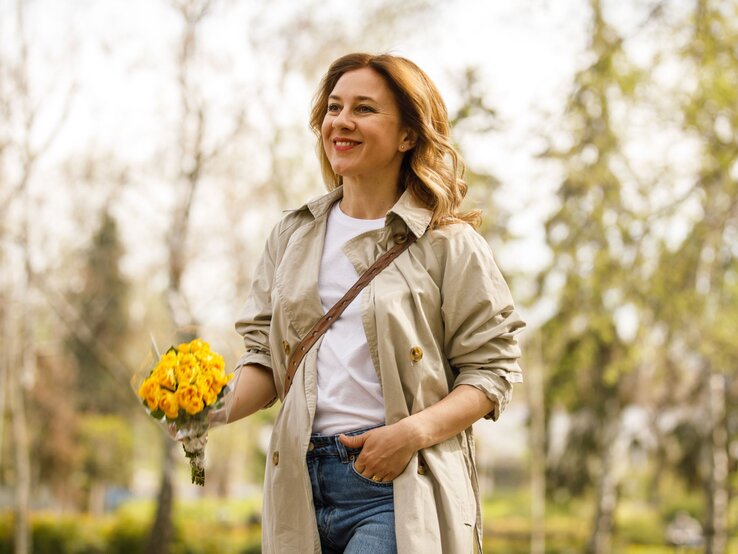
[333,138,361,152]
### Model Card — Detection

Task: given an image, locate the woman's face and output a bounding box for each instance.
[321,67,410,184]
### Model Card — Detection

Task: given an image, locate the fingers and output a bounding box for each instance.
[344,426,414,483]
[338,432,368,449]
[342,432,392,479]
[353,459,393,482]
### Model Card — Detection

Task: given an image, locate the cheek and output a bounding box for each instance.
[321,117,332,150]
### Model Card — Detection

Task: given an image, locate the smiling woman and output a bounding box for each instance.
[318,67,411,214]
[216,52,525,554]
[310,53,481,230]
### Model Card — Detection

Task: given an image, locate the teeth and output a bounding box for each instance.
[336,141,357,146]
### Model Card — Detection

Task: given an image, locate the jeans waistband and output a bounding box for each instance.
[307,423,384,462]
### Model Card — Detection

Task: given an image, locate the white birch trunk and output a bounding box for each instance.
[586,403,622,554]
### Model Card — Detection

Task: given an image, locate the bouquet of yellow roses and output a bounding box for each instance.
[132,338,234,486]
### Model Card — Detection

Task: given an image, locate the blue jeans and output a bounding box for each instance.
[306,425,397,554]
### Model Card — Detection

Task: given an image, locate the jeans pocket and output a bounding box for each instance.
[349,460,393,487]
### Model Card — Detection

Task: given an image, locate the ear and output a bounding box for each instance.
[399,128,418,152]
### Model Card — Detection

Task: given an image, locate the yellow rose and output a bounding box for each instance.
[219,371,234,387]
[189,339,206,353]
[175,357,197,384]
[211,354,225,371]
[158,390,180,419]
[154,365,177,391]
[209,372,231,396]
[195,374,218,405]
[176,384,204,415]
[138,379,161,411]
[161,350,179,366]
[200,351,223,367]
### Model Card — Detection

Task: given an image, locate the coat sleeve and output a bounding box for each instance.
[437,226,525,421]
[234,222,280,372]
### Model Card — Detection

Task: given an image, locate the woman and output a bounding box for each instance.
[228,53,524,553]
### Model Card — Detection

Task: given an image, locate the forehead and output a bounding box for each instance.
[329,67,396,104]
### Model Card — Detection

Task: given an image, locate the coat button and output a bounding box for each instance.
[417,464,427,476]
[410,346,423,362]
[282,340,291,356]
[272,451,279,466]
[393,233,408,245]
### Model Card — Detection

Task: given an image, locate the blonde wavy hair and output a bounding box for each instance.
[309,52,480,229]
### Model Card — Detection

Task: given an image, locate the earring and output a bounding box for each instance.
[400,145,406,151]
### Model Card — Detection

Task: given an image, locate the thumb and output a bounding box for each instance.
[339,432,368,448]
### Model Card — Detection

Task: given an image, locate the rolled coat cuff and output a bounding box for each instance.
[236,349,272,371]
[452,367,519,421]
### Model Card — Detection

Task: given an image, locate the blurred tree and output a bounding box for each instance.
[448,66,508,241]
[67,209,133,413]
[645,0,738,551]
[0,0,75,551]
[533,1,647,552]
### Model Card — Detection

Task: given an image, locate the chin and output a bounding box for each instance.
[330,164,353,177]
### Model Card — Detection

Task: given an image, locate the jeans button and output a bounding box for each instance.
[308,442,315,452]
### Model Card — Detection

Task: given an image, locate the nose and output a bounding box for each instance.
[332,107,355,130]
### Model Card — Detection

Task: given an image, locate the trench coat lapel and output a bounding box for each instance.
[273,187,343,337]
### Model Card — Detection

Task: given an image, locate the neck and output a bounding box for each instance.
[340,176,401,219]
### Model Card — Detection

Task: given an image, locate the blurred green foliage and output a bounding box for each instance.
[1,490,734,553]
[0,498,263,554]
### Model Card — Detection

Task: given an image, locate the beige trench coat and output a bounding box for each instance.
[235,186,524,553]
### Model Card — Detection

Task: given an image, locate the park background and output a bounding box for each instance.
[1,0,737,552]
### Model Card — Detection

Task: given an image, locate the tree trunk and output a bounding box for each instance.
[9,285,32,554]
[145,436,176,554]
[704,370,728,554]
[8,361,31,554]
[0,287,8,477]
[586,405,620,554]
[88,482,106,517]
[528,337,546,554]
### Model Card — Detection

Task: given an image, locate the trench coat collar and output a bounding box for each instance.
[387,188,433,238]
[303,186,432,238]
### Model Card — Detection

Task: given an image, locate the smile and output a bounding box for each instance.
[333,139,361,151]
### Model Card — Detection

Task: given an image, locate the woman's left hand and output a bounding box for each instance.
[338,420,419,483]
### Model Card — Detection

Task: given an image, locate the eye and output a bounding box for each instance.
[356,105,376,114]
[327,103,341,113]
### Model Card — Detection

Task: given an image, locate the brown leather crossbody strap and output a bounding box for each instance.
[283,232,419,396]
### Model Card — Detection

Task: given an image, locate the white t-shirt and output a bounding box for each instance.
[312,202,386,435]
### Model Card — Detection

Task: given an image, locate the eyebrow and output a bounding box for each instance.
[328,94,378,102]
